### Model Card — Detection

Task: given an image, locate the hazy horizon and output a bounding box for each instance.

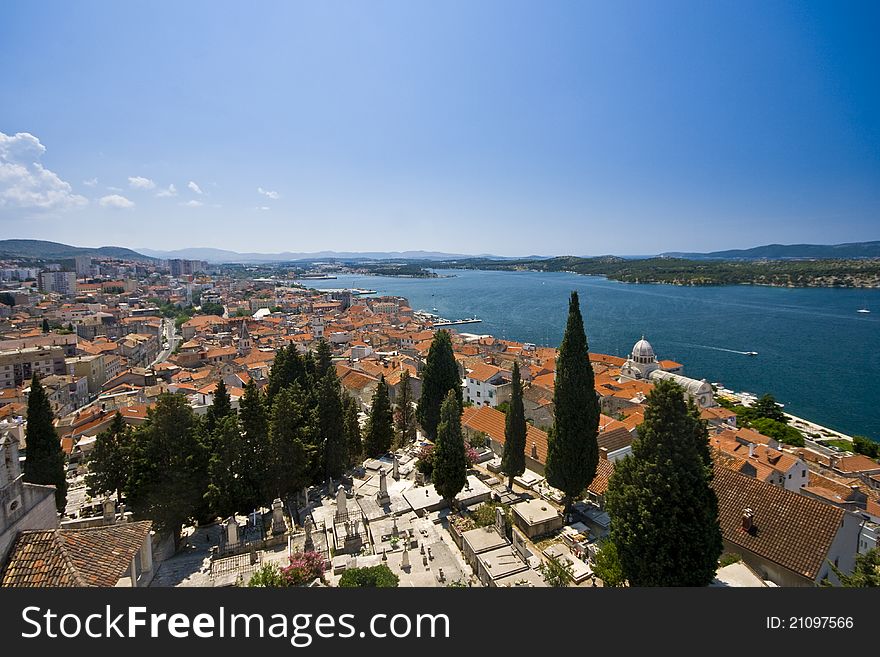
[2,2,879,254]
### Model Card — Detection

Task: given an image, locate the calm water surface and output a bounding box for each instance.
[316,269,880,441]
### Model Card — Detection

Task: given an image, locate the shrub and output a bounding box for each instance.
[282,551,326,586]
[416,445,435,477]
[247,563,287,587]
[338,565,399,588]
[719,552,743,568]
[247,552,326,587]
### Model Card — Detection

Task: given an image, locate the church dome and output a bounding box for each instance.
[632,337,655,361]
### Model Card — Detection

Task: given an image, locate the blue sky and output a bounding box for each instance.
[1,1,878,256]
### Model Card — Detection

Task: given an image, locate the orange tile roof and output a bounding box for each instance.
[711,467,845,581]
[467,362,507,383]
[461,405,549,465]
[834,454,880,474]
[0,522,153,587]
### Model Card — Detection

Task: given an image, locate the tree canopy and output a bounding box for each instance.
[501,361,526,489]
[23,373,67,512]
[545,291,600,513]
[605,379,723,586]
[433,390,468,506]
[85,412,131,503]
[364,376,394,458]
[416,330,461,440]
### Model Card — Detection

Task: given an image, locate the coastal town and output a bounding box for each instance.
[1,251,878,589]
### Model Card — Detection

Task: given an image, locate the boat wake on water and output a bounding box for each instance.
[674,343,757,356]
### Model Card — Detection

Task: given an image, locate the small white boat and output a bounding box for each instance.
[857,307,870,313]
[745,351,758,356]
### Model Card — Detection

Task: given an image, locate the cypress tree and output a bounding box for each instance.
[343,394,363,468]
[24,373,67,512]
[205,414,260,518]
[316,370,346,480]
[86,412,131,502]
[239,379,269,506]
[364,375,394,457]
[433,390,467,507]
[314,339,334,378]
[545,291,600,513]
[604,379,723,586]
[394,369,417,447]
[501,362,526,490]
[42,318,50,333]
[266,345,305,402]
[205,378,233,434]
[416,330,461,440]
[265,384,313,500]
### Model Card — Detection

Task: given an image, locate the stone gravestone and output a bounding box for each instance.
[303,517,315,552]
[376,467,390,506]
[391,516,399,538]
[343,517,363,554]
[225,516,239,546]
[102,497,115,525]
[401,544,410,571]
[336,485,348,517]
[392,454,400,480]
[415,471,425,486]
[271,498,285,535]
[495,506,506,537]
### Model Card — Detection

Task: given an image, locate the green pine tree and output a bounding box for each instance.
[41,318,50,333]
[266,345,306,402]
[416,330,461,440]
[314,339,334,378]
[364,376,394,457]
[24,373,67,512]
[85,412,131,502]
[205,378,234,434]
[205,414,260,518]
[752,393,787,423]
[394,369,417,447]
[501,362,526,490]
[828,548,880,587]
[316,370,347,481]
[433,390,467,507]
[239,380,270,506]
[343,394,363,468]
[126,393,209,547]
[545,291,600,513]
[265,384,313,501]
[605,379,723,586]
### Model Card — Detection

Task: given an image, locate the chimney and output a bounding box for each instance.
[741,508,754,533]
[531,443,538,459]
[748,443,755,458]
[599,447,609,461]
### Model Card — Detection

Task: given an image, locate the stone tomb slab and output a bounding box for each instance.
[357,494,410,521]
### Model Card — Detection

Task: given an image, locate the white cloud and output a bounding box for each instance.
[258,186,279,200]
[156,183,177,197]
[83,177,98,187]
[187,181,203,194]
[181,199,203,208]
[106,185,123,192]
[99,194,135,209]
[0,131,88,211]
[258,206,270,211]
[128,175,155,190]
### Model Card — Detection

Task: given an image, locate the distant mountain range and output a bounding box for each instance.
[2,239,878,265]
[136,247,514,263]
[662,241,880,260]
[0,239,155,262]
